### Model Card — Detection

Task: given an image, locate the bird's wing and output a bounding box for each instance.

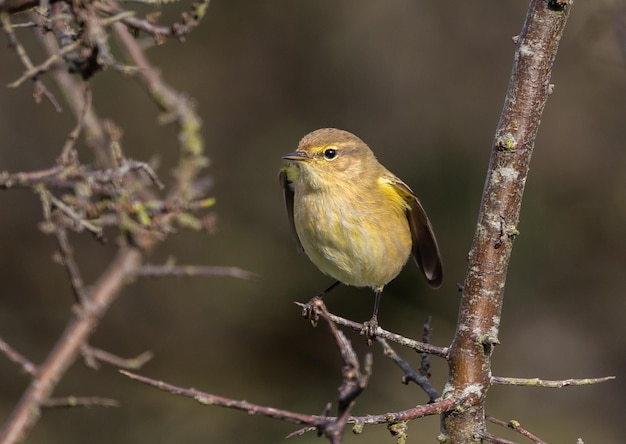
[279,168,304,253]
[389,178,443,288]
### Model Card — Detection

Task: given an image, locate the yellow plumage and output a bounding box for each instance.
[280,128,442,333]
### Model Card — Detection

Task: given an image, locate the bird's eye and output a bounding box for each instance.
[323,148,337,160]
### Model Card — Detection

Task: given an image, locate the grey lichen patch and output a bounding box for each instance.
[518,43,535,57]
[498,167,520,183]
[461,383,484,399]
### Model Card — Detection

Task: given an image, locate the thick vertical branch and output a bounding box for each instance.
[441,1,572,442]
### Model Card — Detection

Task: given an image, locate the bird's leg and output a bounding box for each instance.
[302,280,341,326]
[362,288,382,343]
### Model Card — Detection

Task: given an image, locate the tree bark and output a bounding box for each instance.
[441,1,573,442]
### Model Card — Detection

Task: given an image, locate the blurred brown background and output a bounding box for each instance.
[1,1,624,442]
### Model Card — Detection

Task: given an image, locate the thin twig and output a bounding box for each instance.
[479,430,521,444]
[81,345,153,370]
[419,316,432,377]
[135,264,258,280]
[33,80,63,111]
[120,369,458,430]
[8,40,80,88]
[40,188,104,239]
[0,336,37,376]
[377,337,439,402]
[315,298,371,443]
[486,416,547,444]
[58,87,92,165]
[0,11,61,111]
[295,302,448,358]
[54,227,89,306]
[491,376,615,388]
[111,20,206,196]
[42,397,120,408]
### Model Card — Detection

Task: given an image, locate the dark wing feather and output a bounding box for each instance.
[279,169,304,253]
[391,179,443,288]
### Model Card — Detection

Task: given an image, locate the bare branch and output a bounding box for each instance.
[53,226,90,306]
[38,188,104,239]
[295,302,448,357]
[479,431,521,444]
[315,298,371,443]
[486,416,547,444]
[491,375,615,388]
[0,249,143,444]
[120,369,458,430]
[111,21,207,196]
[58,88,92,165]
[42,397,120,409]
[0,337,37,376]
[419,316,433,378]
[96,0,210,42]
[81,345,153,370]
[442,1,573,440]
[8,40,80,88]
[377,337,440,402]
[135,264,258,281]
[0,12,62,111]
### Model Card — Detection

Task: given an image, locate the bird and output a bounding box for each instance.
[279,128,442,338]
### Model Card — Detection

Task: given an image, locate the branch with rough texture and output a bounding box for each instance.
[295,302,448,357]
[120,369,457,434]
[441,1,573,442]
[121,298,461,442]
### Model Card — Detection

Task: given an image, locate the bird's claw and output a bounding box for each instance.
[301,296,322,327]
[361,315,379,345]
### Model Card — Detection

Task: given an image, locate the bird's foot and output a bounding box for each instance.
[361,315,379,344]
[301,295,322,327]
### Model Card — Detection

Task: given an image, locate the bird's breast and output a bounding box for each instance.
[293,186,412,289]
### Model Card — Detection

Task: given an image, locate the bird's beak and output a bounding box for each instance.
[282,151,310,161]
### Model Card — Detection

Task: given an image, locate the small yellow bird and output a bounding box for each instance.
[280,128,442,336]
